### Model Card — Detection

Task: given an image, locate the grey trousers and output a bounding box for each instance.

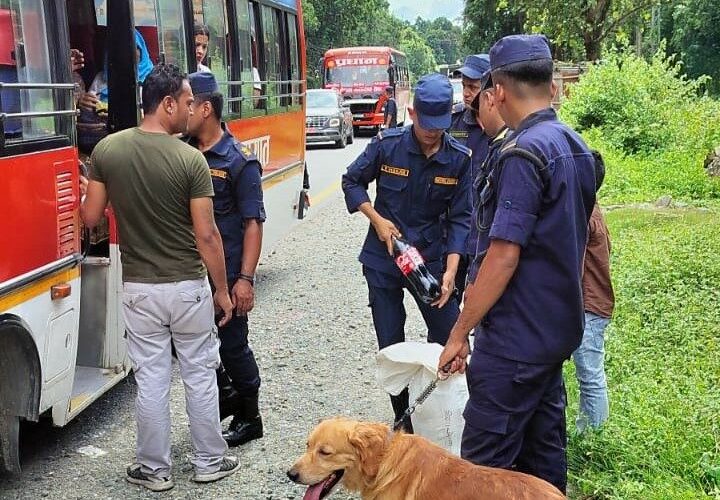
[122,277,227,478]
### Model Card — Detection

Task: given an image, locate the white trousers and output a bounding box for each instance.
[122,277,227,478]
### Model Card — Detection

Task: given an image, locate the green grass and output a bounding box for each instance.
[565,207,720,499]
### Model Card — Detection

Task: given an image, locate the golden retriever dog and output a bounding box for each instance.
[287,417,565,500]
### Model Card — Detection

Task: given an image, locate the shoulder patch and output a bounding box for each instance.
[380,164,409,177]
[447,136,472,158]
[377,127,405,141]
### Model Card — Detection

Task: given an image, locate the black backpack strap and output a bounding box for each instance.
[495,145,550,191]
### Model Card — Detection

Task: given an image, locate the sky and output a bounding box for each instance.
[387,0,464,22]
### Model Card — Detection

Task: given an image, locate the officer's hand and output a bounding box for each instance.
[438,337,470,377]
[232,279,254,315]
[371,216,401,255]
[213,289,234,327]
[79,175,89,197]
[78,91,99,112]
[431,270,456,308]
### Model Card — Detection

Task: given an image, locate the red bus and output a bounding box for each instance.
[321,46,410,132]
[0,0,306,473]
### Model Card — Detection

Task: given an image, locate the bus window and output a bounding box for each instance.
[286,12,301,108]
[234,0,260,116]
[261,4,280,113]
[0,0,61,143]
[154,0,188,72]
[192,0,229,97]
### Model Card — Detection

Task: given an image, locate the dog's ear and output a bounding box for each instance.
[348,423,388,479]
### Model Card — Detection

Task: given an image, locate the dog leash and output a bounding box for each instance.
[392,362,452,431]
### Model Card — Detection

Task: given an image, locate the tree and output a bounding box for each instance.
[398,26,438,79]
[462,0,663,61]
[522,0,665,61]
[462,0,525,54]
[657,0,720,94]
[414,17,464,65]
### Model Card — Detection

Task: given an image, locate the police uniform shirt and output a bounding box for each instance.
[342,126,472,277]
[449,106,490,256]
[467,125,510,284]
[474,108,596,364]
[189,123,266,281]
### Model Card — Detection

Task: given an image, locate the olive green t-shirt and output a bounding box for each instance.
[90,127,214,283]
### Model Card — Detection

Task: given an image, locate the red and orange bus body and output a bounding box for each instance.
[0,0,306,473]
[321,46,410,130]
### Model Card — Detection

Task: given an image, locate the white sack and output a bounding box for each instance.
[376,341,468,455]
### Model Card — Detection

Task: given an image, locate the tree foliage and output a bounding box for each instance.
[413,17,464,65]
[462,0,663,61]
[656,0,720,94]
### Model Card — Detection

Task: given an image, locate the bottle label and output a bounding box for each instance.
[395,247,424,275]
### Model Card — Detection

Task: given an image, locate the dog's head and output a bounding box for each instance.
[287,417,390,499]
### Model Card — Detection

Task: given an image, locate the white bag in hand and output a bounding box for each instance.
[376,341,468,455]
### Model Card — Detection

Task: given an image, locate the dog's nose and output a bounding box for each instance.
[287,469,300,483]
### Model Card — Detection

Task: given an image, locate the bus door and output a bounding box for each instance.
[0,0,80,469]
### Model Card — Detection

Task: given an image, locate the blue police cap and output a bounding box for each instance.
[188,71,219,94]
[458,54,490,80]
[489,34,552,71]
[413,73,453,130]
[480,69,493,91]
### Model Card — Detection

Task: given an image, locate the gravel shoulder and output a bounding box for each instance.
[0,191,430,500]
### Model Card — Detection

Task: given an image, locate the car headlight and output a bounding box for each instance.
[328,118,340,127]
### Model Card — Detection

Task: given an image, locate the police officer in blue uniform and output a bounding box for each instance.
[438,35,597,493]
[448,54,492,298]
[186,72,266,447]
[342,74,472,430]
[465,70,510,285]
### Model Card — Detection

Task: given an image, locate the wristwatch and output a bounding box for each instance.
[238,273,255,286]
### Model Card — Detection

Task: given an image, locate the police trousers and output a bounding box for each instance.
[363,265,459,349]
[461,350,568,493]
[218,310,261,396]
[122,278,227,478]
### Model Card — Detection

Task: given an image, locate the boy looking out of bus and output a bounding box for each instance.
[80,63,239,491]
[185,71,267,448]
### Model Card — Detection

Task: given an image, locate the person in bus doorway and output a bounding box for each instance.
[447,54,491,300]
[80,63,240,491]
[437,35,597,494]
[342,73,472,432]
[76,29,153,155]
[186,72,266,448]
[382,86,397,129]
[194,23,212,73]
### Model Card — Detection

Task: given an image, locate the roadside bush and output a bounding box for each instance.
[560,48,720,203]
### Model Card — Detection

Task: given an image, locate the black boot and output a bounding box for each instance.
[217,367,242,422]
[223,394,264,447]
[390,389,414,434]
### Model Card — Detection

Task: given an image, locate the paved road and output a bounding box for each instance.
[0,131,436,500]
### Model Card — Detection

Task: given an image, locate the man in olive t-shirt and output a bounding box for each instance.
[80,64,238,491]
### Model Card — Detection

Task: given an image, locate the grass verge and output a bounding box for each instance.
[566,206,720,499]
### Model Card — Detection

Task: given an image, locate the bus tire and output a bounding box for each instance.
[0,316,42,474]
[347,126,354,145]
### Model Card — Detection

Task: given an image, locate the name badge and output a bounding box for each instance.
[434,176,458,186]
[209,168,228,179]
[450,130,468,139]
[381,164,410,177]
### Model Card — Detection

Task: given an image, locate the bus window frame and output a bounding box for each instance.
[0,0,74,157]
